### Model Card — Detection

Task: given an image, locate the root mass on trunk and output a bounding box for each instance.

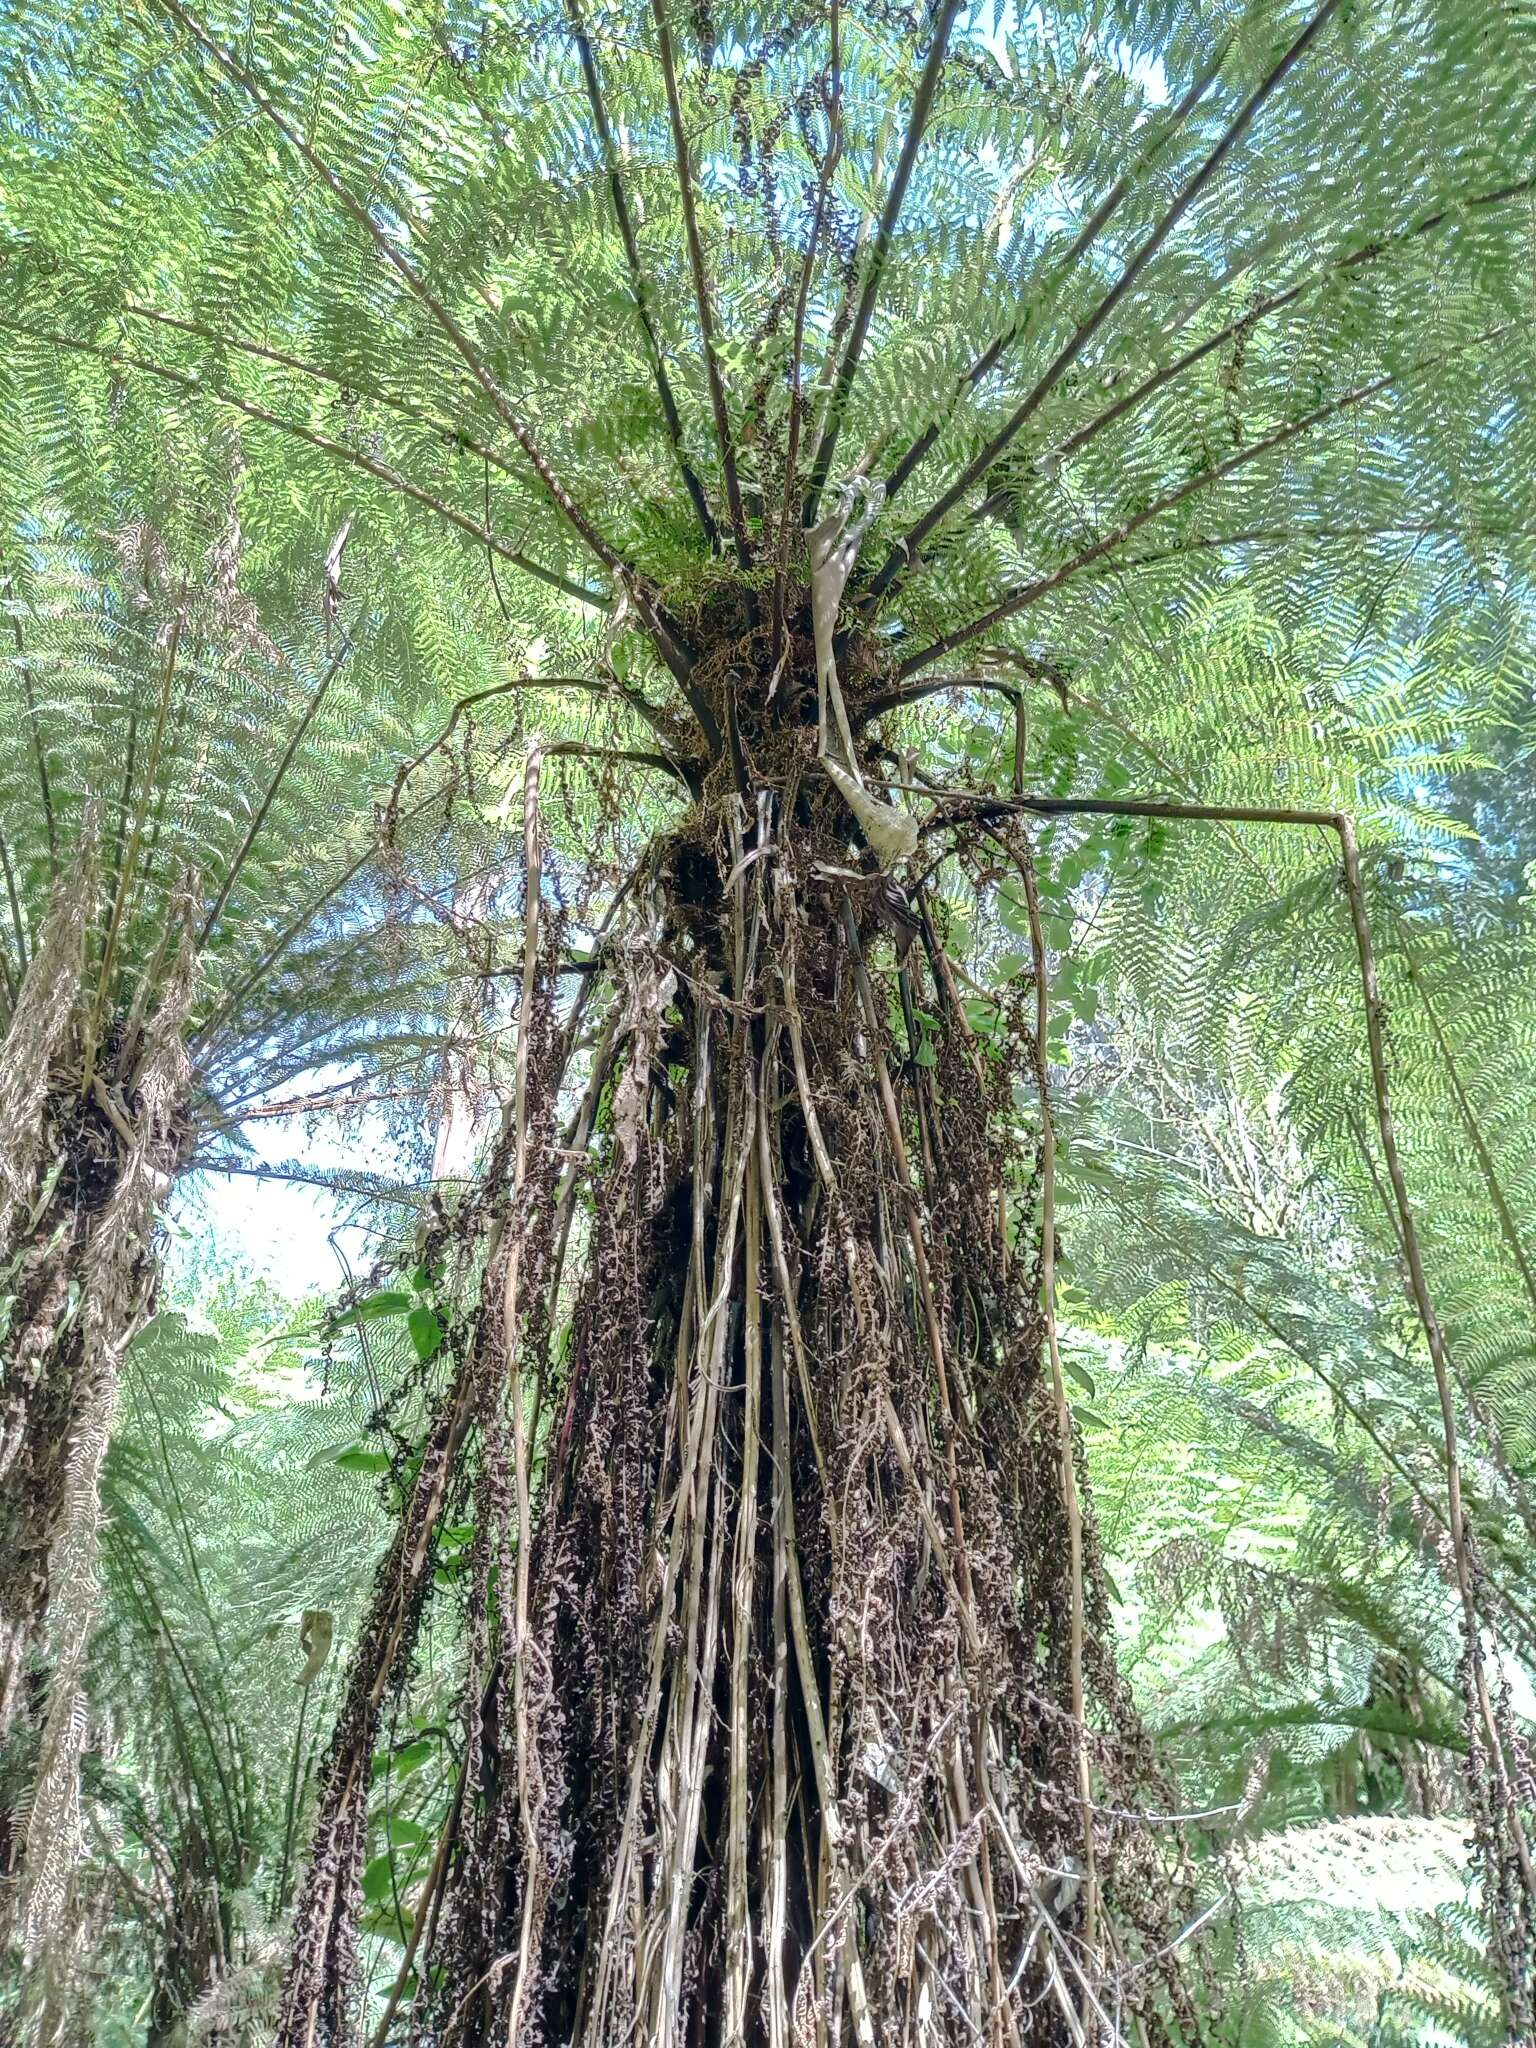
[279,623,1195,2048]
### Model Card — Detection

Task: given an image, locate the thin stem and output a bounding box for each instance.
[190,779,445,1055]
[565,0,721,552]
[121,302,606,606]
[774,29,842,650]
[724,1073,765,2044]
[367,1753,468,2048]
[151,0,631,581]
[2,322,605,608]
[839,894,977,1636]
[87,600,184,1087]
[927,780,1536,1902]
[500,747,543,2046]
[198,638,352,948]
[870,676,1273,882]
[274,1679,314,1917]
[1041,174,1536,481]
[897,363,1402,676]
[1016,847,1098,1969]
[3,563,60,871]
[209,1082,434,1126]
[869,0,1345,601]
[861,669,1027,723]
[382,677,695,826]
[801,0,963,522]
[1395,926,1536,1324]
[649,0,752,564]
[1069,520,1536,576]
[1335,817,1536,1895]
[1140,1189,1536,1663]
[187,1158,427,1207]
[544,738,695,786]
[873,35,1233,518]
[0,828,25,1005]
[923,786,1341,832]
[115,1536,247,1882]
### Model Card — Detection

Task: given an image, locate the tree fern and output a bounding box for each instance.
[5,0,1536,2036]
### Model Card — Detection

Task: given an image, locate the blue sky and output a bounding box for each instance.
[168,1110,406,1301]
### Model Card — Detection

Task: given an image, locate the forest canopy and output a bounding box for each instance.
[2,0,1536,2041]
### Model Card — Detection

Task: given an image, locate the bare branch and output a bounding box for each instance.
[858,659,1065,723]
[543,738,694,786]
[382,675,697,827]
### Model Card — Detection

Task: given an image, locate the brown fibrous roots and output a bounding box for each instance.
[277,684,1195,2048]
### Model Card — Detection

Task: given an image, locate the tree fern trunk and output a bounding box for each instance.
[1,1105,130,1736]
[0,870,195,2022]
[0,841,97,1740]
[279,753,1191,2045]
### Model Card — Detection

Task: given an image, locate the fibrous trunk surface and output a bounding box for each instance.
[2,1100,133,1731]
[281,613,1194,2047]
[0,846,194,2028]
